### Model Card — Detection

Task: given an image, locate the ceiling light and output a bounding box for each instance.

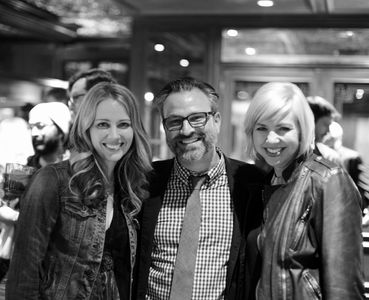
[338,30,355,39]
[154,44,165,52]
[257,0,274,7]
[179,59,190,67]
[245,47,256,55]
[355,89,364,100]
[346,31,354,37]
[144,92,154,102]
[227,29,238,37]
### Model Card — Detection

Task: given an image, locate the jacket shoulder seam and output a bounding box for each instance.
[304,157,342,178]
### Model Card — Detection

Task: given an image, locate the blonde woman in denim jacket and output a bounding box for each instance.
[6,82,152,299]
[244,82,364,300]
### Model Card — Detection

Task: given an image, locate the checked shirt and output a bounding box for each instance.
[146,153,234,300]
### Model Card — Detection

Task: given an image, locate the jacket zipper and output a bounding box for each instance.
[279,167,311,300]
[289,204,312,251]
[303,270,322,299]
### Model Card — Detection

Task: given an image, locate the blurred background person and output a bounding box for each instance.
[306,96,341,144]
[324,121,363,187]
[68,68,117,120]
[44,88,69,106]
[0,117,34,172]
[27,102,71,169]
[0,104,70,299]
[244,82,364,300]
[307,95,341,163]
[6,82,152,299]
[0,117,34,299]
[324,121,369,217]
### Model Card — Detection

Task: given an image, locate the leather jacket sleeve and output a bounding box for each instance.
[6,166,61,299]
[314,169,364,299]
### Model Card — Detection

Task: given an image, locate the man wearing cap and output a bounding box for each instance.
[0,102,71,288]
[27,102,71,169]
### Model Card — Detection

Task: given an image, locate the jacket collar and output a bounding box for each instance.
[266,153,309,184]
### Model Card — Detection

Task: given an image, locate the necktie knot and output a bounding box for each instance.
[190,175,207,190]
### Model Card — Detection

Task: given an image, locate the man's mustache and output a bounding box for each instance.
[172,132,205,143]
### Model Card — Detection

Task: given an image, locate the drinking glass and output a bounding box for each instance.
[2,163,36,202]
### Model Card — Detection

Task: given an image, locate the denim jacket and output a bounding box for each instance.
[6,160,137,299]
[253,154,364,300]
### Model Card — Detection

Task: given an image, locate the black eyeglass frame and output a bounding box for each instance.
[162,111,216,131]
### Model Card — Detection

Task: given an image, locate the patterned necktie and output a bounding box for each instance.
[169,175,207,300]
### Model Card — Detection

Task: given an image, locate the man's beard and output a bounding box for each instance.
[167,131,217,163]
[32,136,60,156]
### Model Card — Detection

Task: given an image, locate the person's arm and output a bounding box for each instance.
[6,166,60,299]
[0,200,19,225]
[358,163,369,211]
[0,181,19,224]
[318,170,364,299]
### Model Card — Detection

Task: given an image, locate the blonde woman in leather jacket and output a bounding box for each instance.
[244,82,364,300]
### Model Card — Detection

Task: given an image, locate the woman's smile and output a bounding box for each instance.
[253,112,300,174]
[264,147,283,156]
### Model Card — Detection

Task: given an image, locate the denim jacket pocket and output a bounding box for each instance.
[40,254,61,294]
[61,197,96,241]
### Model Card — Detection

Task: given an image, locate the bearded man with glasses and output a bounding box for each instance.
[134,77,265,300]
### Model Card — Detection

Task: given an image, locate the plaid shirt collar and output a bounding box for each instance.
[173,147,226,187]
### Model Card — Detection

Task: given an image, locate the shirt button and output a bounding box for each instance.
[84,269,94,280]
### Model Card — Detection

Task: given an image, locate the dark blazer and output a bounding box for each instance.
[134,156,264,300]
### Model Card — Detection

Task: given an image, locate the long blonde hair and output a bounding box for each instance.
[69,82,152,218]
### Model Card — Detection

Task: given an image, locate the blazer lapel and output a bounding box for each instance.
[137,159,173,298]
[224,157,242,293]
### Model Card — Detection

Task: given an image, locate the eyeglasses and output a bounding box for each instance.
[163,112,216,131]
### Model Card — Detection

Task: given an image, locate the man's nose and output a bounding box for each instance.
[179,119,195,135]
[31,127,41,136]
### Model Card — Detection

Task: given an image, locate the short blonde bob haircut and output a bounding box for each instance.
[244,82,315,161]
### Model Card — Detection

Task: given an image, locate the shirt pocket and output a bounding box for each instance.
[60,197,97,241]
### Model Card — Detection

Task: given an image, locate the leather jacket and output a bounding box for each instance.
[254,153,364,300]
[6,160,138,299]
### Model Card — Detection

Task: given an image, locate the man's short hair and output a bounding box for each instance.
[154,77,219,116]
[68,68,117,93]
[307,96,341,121]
